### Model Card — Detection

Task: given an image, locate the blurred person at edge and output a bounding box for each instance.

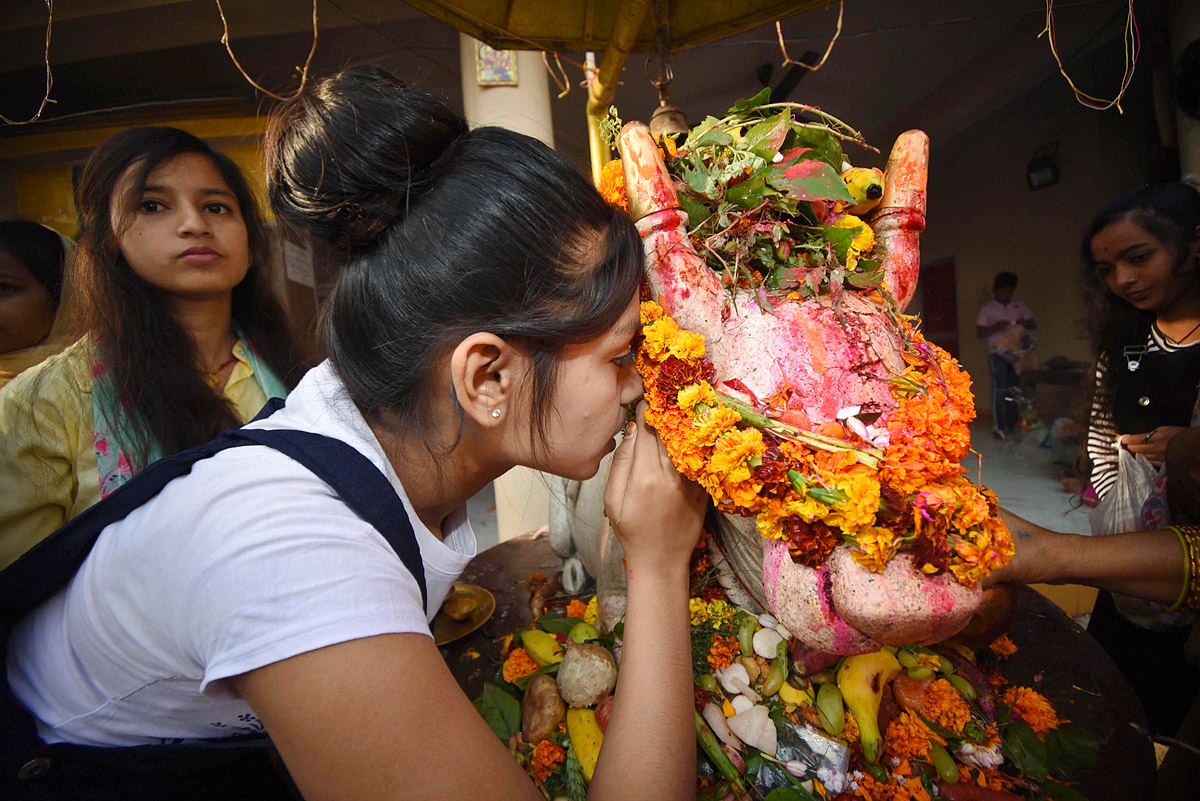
[976,271,1035,440]
[0,128,299,569]
[0,219,71,386]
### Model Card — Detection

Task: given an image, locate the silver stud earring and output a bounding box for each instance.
[491,409,501,419]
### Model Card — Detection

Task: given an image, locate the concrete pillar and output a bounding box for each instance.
[459,34,556,542]
[1169,1,1200,176]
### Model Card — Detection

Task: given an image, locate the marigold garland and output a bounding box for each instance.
[636,300,1014,585]
[597,159,629,213]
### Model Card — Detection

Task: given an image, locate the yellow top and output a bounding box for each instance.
[0,338,268,569]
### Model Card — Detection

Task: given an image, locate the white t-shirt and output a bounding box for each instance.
[976,298,1033,354]
[5,361,476,747]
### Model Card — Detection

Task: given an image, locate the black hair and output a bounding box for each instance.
[73,126,298,462]
[0,219,66,306]
[265,66,642,457]
[1081,182,1200,360]
[993,271,1018,291]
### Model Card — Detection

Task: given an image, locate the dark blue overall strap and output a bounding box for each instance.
[0,397,427,618]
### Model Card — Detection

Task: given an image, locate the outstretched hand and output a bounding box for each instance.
[604,401,706,571]
[1120,425,1185,467]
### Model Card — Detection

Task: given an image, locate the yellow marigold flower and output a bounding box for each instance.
[707,428,765,483]
[583,596,599,626]
[671,330,706,360]
[693,406,741,447]
[833,214,875,270]
[706,600,734,622]
[530,739,566,780]
[502,647,539,684]
[1002,687,1062,738]
[640,319,676,361]
[850,526,900,573]
[566,599,587,618]
[689,597,709,625]
[640,300,664,324]
[677,382,716,412]
[597,159,629,213]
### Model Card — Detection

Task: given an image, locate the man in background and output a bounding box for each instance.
[977,271,1036,439]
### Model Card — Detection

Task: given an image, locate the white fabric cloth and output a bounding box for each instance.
[6,361,476,747]
[976,298,1033,354]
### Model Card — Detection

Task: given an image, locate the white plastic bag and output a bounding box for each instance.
[1088,446,1158,536]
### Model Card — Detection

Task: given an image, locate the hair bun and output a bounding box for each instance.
[265,66,468,253]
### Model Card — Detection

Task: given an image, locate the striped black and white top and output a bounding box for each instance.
[1088,327,1200,500]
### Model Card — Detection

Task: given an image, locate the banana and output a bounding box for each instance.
[839,166,886,216]
[566,707,604,782]
[836,649,902,763]
[520,629,564,666]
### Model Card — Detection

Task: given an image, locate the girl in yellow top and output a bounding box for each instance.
[0,127,298,568]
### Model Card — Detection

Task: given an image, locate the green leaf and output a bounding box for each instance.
[473,683,521,743]
[536,614,585,635]
[818,224,860,264]
[1044,725,1106,777]
[678,192,713,233]
[764,789,813,801]
[1043,779,1092,801]
[727,173,768,210]
[728,87,772,116]
[768,148,853,203]
[688,116,734,149]
[513,662,561,691]
[1000,719,1049,781]
[744,109,791,160]
[785,126,845,171]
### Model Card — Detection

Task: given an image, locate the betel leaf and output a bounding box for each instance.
[743,109,791,160]
[785,126,845,171]
[678,191,713,233]
[728,87,772,116]
[473,683,521,743]
[768,148,853,203]
[687,116,734,149]
[1044,725,1106,777]
[1000,719,1049,781]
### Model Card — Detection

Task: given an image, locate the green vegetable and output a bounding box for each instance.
[696,673,719,692]
[929,743,960,784]
[946,673,976,701]
[905,666,934,680]
[737,614,758,657]
[694,711,747,795]
[815,681,845,736]
[897,650,919,669]
[763,660,786,697]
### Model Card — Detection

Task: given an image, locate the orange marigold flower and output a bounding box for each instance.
[989,634,1018,658]
[565,599,588,619]
[841,709,860,743]
[707,634,737,671]
[1002,686,1063,738]
[523,572,548,593]
[924,678,973,734]
[530,739,566,781]
[502,647,539,684]
[884,711,934,760]
[597,159,629,213]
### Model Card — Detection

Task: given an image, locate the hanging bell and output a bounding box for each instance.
[649,96,689,137]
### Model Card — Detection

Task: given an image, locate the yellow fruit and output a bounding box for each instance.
[520,629,564,666]
[839,166,886,216]
[836,649,902,763]
[778,681,808,707]
[566,708,604,782]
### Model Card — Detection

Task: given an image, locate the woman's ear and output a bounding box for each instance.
[449,332,521,429]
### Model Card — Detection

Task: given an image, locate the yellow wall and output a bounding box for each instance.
[0,114,269,237]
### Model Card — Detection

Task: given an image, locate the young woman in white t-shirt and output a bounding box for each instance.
[7,67,706,800]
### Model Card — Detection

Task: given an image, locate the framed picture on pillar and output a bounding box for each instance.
[475,42,518,86]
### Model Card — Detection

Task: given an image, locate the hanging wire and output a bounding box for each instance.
[645,0,673,97]
[777,0,843,72]
[543,52,571,98]
[1040,0,1139,113]
[214,0,319,102]
[2,0,55,125]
